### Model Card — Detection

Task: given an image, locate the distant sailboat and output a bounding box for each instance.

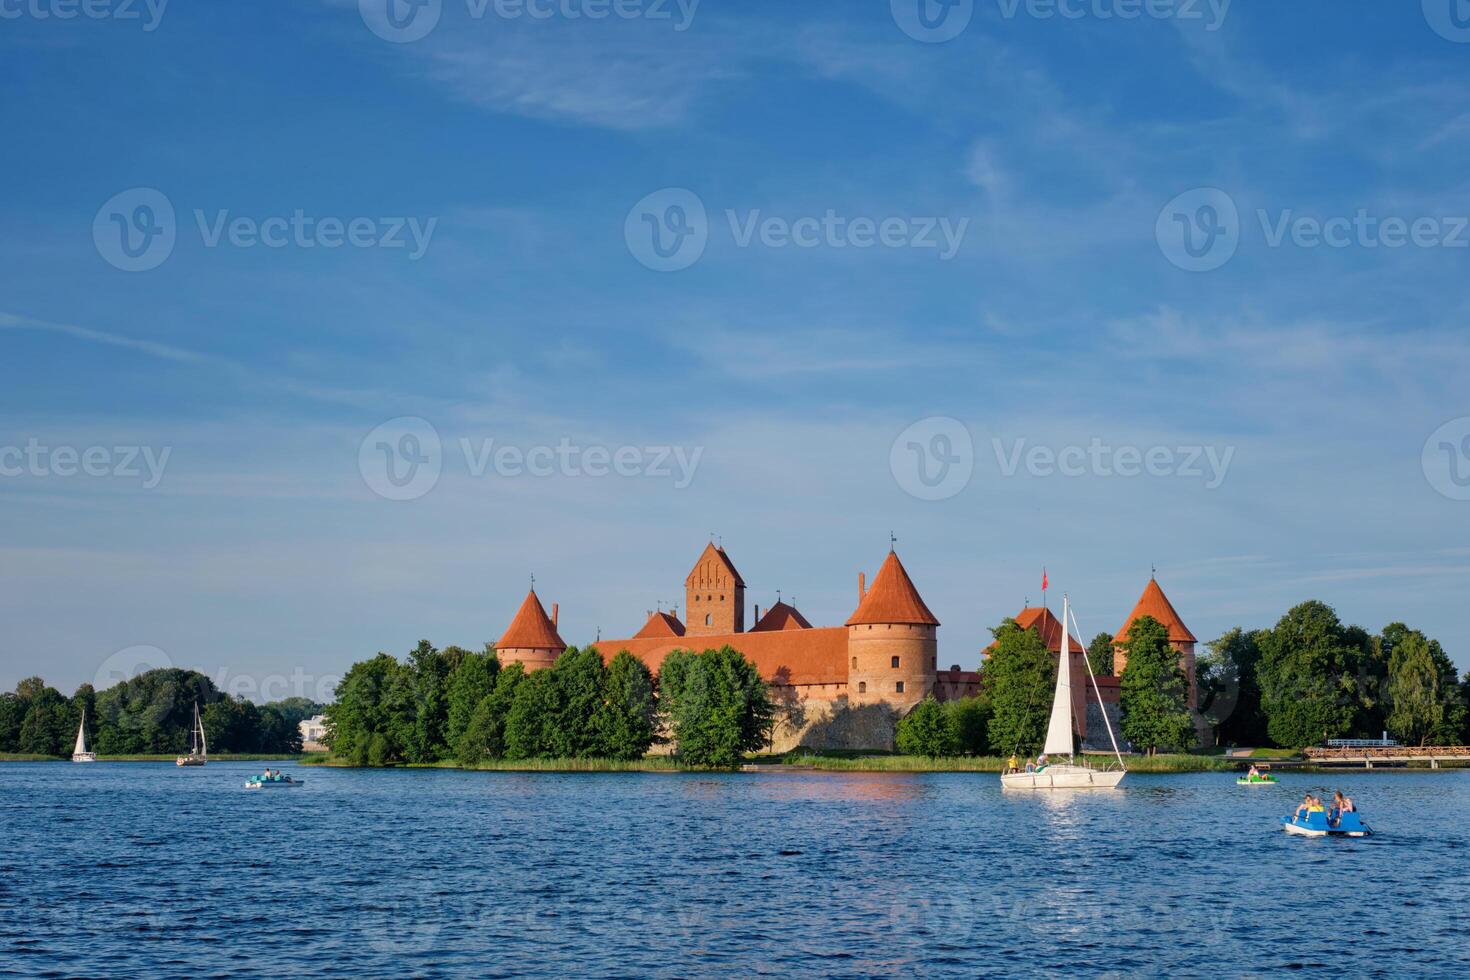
[175,702,207,767]
[72,709,97,763]
[1000,594,1127,789]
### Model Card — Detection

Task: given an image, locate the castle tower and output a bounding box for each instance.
[1114,576,1198,707]
[497,589,566,672]
[684,542,745,636]
[845,550,938,710]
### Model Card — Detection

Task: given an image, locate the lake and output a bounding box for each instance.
[2,762,1466,977]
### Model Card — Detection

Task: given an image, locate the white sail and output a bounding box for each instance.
[197,704,207,758]
[73,712,88,756]
[1041,596,1075,757]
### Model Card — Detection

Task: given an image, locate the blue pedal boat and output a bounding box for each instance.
[1281,810,1372,837]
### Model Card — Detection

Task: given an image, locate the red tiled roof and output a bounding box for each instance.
[1012,607,1085,654]
[592,626,850,686]
[498,590,566,650]
[634,610,686,639]
[684,542,745,589]
[1116,578,1196,644]
[846,551,939,627]
[750,601,813,632]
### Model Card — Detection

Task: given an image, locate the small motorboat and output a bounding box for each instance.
[1281,810,1372,837]
[244,774,304,790]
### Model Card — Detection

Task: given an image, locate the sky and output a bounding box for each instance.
[2,0,1469,698]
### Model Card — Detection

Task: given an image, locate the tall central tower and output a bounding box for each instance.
[684,542,745,636]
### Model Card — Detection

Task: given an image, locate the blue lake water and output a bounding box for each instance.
[2,762,1467,978]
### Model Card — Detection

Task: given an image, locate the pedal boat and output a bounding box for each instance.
[1281,810,1371,837]
[1237,774,1278,785]
[245,774,304,789]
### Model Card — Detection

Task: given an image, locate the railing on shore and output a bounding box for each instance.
[1302,745,1470,768]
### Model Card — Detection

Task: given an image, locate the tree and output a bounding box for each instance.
[1384,626,1464,746]
[896,697,959,757]
[1197,628,1267,746]
[323,653,399,766]
[1257,601,1363,748]
[454,662,525,766]
[1086,633,1115,677]
[659,647,774,769]
[1118,616,1195,754]
[263,697,323,727]
[550,647,610,758]
[945,695,992,755]
[93,668,221,755]
[445,649,500,751]
[596,650,657,760]
[504,669,566,759]
[984,618,1056,757]
[18,684,69,756]
[0,693,25,750]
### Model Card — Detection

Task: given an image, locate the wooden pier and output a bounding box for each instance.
[1301,745,1470,768]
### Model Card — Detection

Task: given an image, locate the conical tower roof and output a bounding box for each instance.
[499,590,566,650]
[1116,577,1196,644]
[846,551,939,627]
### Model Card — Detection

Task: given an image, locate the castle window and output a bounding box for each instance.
[857,681,867,694]
[852,656,858,669]
[891,656,900,669]
[895,681,905,693]
[705,613,712,626]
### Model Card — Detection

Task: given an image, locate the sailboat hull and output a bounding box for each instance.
[176,757,206,767]
[71,754,97,763]
[1001,765,1126,790]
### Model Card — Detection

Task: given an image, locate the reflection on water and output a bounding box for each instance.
[1,764,1467,976]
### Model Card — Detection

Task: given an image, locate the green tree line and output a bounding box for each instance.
[323,642,775,770]
[0,670,311,756]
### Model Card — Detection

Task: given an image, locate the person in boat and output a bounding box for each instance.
[1329,790,1355,825]
[1024,759,1036,773]
[1007,754,1019,774]
[1036,753,1048,771]
[1247,765,1261,780]
[1295,794,1325,820]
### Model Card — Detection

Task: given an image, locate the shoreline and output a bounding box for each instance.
[10,751,1463,773]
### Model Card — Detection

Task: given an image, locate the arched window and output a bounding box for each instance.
[705,613,712,625]
[851,656,858,669]
[895,681,905,694]
[857,681,867,694]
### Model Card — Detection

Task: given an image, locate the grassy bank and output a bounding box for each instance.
[299,751,1234,773]
[766,752,1234,773]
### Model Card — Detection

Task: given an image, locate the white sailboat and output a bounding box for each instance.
[71,708,97,763]
[1000,594,1127,790]
[175,702,208,767]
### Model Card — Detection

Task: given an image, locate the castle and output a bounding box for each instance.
[495,541,1198,751]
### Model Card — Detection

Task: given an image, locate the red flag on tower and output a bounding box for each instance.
[1042,567,1048,592]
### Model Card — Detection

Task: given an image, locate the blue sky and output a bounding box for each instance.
[3,0,1469,696]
